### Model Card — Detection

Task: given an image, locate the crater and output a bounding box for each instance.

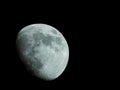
[55,37,62,45]
[42,34,54,46]
[33,31,44,42]
[25,56,43,75]
[17,34,32,51]
[33,31,54,47]
[32,31,64,53]
[26,46,43,71]
[20,26,35,35]
[51,29,58,34]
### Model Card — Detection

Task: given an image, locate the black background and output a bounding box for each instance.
[1,1,112,89]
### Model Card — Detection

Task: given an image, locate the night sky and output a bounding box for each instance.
[1,1,110,89]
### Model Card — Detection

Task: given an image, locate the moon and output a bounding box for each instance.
[16,24,69,80]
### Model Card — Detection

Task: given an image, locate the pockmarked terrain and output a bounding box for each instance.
[16,24,69,80]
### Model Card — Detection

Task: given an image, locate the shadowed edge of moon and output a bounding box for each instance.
[16,24,69,80]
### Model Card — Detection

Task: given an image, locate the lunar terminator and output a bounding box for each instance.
[16,24,69,80]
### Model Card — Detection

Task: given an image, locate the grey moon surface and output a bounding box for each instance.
[16,24,69,80]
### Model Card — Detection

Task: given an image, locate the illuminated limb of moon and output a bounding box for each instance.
[16,24,69,80]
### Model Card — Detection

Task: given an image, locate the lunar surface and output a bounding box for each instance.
[16,24,69,80]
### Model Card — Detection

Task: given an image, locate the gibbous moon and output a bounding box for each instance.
[16,24,69,80]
